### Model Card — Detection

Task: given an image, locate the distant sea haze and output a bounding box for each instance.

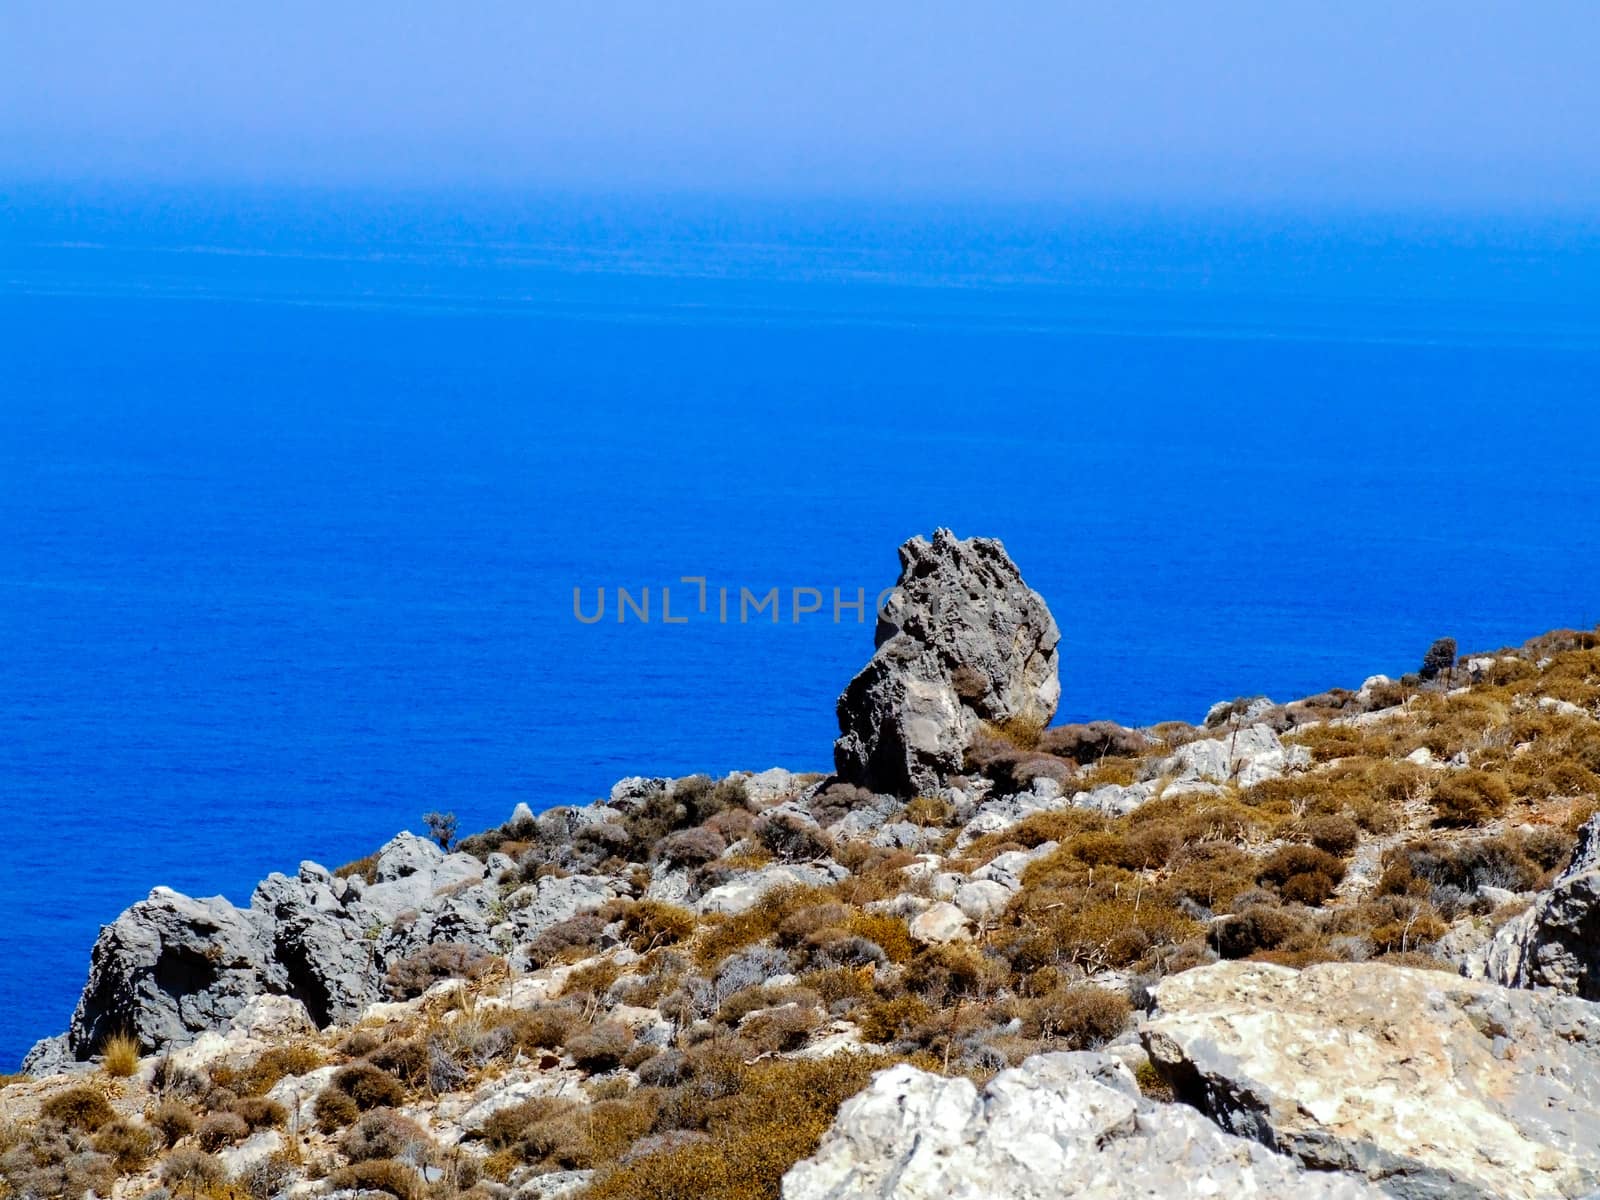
[2,188,1598,1068]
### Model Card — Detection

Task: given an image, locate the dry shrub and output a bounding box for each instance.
[341,1110,433,1163]
[1021,985,1131,1048]
[239,1151,301,1200]
[973,810,1106,857]
[331,1062,406,1111]
[562,956,624,1002]
[40,1085,114,1133]
[505,1095,659,1172]
[312,1087,359,1134]
[0,1128,115,1200]
[490,1003,582,1053]
[566,1022,636,1072]
[526,911,609,968]
[1167,842,1258,911]
[693,885,835,969]
[149,1098,199,1147]
[1002,863,1200,974]
[334,853,381,884]
[661,826,727,867]
[740,1004,823,1054]
[621,901,699,952]
[225,1043,325,1096]
[161,1147,226,1196]
[905,943,1007,1004]
[100,1032,140,1078]
[366,1037,429,1088]
[716,984,822,1028]
[1432,770,1513,827]
[584,1054,890,1200]
[482,1097,575,1151]
[799,965,879,1010]
[1213,904,1314,959]
[1078,757,1141,788]
[902,796,955,828]
[327,1158,426,1200]
[1296,814,1360,856]
[1380,835,1545,896]
[196,1112,249,1152]
[776,902,850,949]
[1285,722,1401,763]
[844,911,914,964]
[91,1118,159,1172]
[383,942,496,1000]
[228,1096,287,1131]
[1038,721,1149,764]
[857,995,934,1043]
[1257,845,1346,906]
[755,811,833,862]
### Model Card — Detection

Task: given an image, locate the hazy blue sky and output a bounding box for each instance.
[3,1,1597,208]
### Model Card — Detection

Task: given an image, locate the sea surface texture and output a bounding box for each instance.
[2,189,1597,1067]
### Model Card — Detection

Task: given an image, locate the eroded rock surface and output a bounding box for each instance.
[51,831,504,1060]
[782,1052,1382,1199]
[1483,814,1600,998]
[1142,960,1600,1200]
[834,529,1060,796]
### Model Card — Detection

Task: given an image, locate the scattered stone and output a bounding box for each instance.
[908,901,973,944]
[953,880,1011,923]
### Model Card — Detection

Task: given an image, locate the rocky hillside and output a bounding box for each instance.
[5,529,1600,1200]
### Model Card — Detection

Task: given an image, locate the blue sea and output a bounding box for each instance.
[2,185,1598,1069]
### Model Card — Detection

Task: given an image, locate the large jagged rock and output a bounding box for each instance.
[782,1052,1381,1199]
[1482,814,1600,998]
[834,529,1060,796]
[41,828,507,1062]
[67,886,280,1057]
[1141,960,1600,1200]
[251,863,377,1028]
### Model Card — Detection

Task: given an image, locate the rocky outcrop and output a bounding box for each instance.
[44,831,504,1061]
[67,886,279,1058]
[1482,814,1600,998]
[834,529,1060,796]
[1141,960,1600,1200]
[782,1052,1382,1199]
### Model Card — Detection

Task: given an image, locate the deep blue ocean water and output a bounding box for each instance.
[2,187,1598,1068]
